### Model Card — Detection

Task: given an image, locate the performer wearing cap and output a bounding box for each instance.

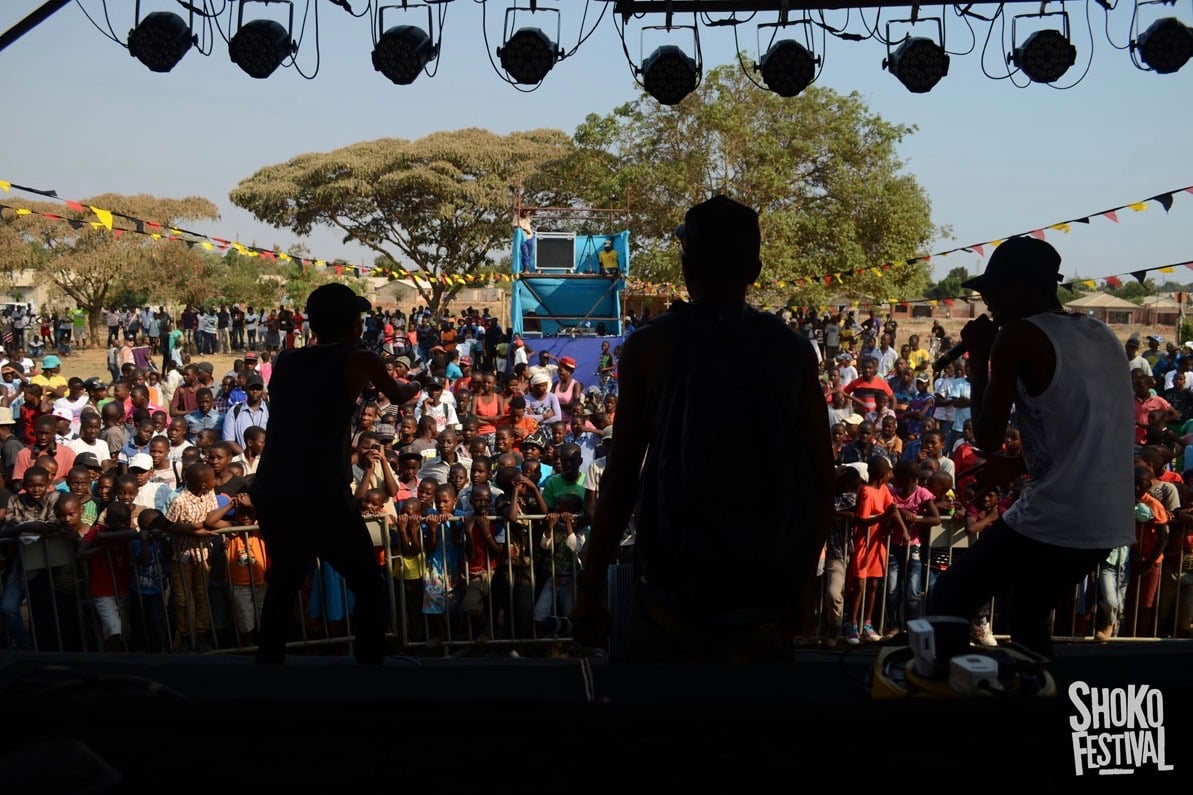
[250,283,421,664]
[928,237,1135,657]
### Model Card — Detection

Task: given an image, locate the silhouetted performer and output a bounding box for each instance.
[572,196,833,662]
[928,237,1134,657]
[251,284,420,664]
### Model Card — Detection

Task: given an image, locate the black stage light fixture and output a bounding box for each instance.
[641,45,700,105]
[127,11,195,73]
[885,37,950,93]
[497,27,559,85]
[1012,29,1077,83]
[757,39,818,97]
[229,19,295,79]
[1134,17,1193,74]
[372,25,434,85]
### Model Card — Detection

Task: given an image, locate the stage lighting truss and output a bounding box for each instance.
[1132,13,1193,74]
[228,0,297,79]
[1009,12,1078,84]
[755,21,820,97]
[638,23,702,105]
[496,6,562,85]
[883,18,950,94]
[127,3,197,74]
[372,4,438,85]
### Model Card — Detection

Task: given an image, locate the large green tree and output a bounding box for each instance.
[229,128,576,317]
[0,194,218,342]
[568,65,938,306]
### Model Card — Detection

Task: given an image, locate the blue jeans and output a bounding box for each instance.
[1096,552,1131,634]
[1,568,31,649]
[886,545,924,630]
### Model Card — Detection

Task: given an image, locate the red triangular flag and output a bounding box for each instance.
[1103,211,1119,223]
[64,200,85,213]
[973,244,985,258]
[1029,229,1046,240]
[1105,275,1122,288]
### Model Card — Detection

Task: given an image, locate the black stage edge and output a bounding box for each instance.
[0,641,1188,792]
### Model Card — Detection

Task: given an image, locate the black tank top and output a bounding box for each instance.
[251,343,355,509]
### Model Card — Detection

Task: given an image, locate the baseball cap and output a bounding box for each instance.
[961,237,1063,293]
[514,339,525,348]
[915,372,932,383]
[245,374,265,389]
[522,428,550,450]
[244,351,259,361]
[196,362,214,374]
[75,452,102,469]
[305,283,371,334]
[394,355,412,368]
[84,377,106,391]
[128,453,153,472]
[41,354,61,369]
[530,372,550,387]
[460,357,472,366]
[558,356,577,370]
[843,414,864,426]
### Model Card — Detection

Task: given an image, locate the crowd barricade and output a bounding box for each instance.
[0,510,1189,655]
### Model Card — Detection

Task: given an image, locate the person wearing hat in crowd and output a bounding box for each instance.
[413,377,458,435]
[84,377,111,411]
[525,371,561,426]
[1125,334,1152,377]
[573,195,834,662]
[0,361,25,402]
[0,406,22,484]
[222,373,269,449]
[127,452,172,514]
[52,377,90,439]
[552,355,584,424]
[527,350,559,385]
[928,236,1136,658]
[250,283,422,665]
[31,354,68,399]
[1141,334,1164,370]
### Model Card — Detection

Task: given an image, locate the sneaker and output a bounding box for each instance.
[843,623,860,645]
[861,623,882,642]
[971,618,997,647]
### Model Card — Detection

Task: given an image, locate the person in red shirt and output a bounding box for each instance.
[842,355,895,416]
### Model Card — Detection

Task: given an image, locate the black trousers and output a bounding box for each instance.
[256,501,386,664]
[928,518,1108,658]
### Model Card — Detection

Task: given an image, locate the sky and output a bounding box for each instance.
[1,0,1191,290]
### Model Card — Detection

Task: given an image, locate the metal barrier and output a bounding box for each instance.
[0,508,1189,656]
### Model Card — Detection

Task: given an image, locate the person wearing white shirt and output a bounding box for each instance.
[69,413,110,466]
[245,308,260,350]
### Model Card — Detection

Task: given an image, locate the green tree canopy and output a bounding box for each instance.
[229,128,576,317]
[925,266,973,300]
[0,193,218,341]
[567,64,939,306]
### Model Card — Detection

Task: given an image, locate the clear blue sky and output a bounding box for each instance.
[2,1,1190,287]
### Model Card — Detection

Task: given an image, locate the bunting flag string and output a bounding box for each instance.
[0,178,1188,296]
[0,180,519,288]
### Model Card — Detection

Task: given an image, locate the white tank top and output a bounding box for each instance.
[1001,311,1136,549]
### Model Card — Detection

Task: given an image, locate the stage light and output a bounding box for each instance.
[641,45,700,105]
[229,19,294,79]
[372,25,434,85]
[497,27,559,85]
[757,39,818,97]
[127,11,195,73]
[884,37,950,93]
[1012,29,1077,83]
[1134,17,1193,73]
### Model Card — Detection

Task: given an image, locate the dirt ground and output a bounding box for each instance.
[52,343,240,384]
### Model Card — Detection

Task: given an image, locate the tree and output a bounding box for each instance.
[568,65,939,306]
[925,267,973,300]
[229,129,576,317]
[0,194,218,342]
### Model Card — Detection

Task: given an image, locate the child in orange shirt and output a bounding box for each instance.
[844,455,908,644]
[206,491,268,643]
[1125,464,1168,638]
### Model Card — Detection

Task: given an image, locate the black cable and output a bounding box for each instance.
[733,24,769,91]
[328,0,371,18]
[947,4,979,55]
[613,11,650,94]
[563,0,611,59]
[291,0,322,80]
[423,2,449,79]
[75,1,125,46]
[979,4,1015,80]
[479,0,542,93]
[100,0,122,41]
[1102,0,1132,48]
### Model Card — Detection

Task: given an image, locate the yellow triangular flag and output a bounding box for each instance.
[928,300,938,306]
[151,233,161,240]
[232,242,248,254]
[315,259,326,267]
[202,242,213,251]
[1160,267,1175,273]
[278,252,291,261]
[89,206,113,230]
[0,181,9,192]
[15,208,30,216]
[990,239,1003,248]
[1049,223,1071,233]
[871,267,883,277]
[1128,202,1148,212]
[1081,280,1096,289]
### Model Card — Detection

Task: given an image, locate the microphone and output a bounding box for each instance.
[933,341,967,372]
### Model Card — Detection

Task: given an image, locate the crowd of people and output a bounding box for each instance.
[0,285,1186,657]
